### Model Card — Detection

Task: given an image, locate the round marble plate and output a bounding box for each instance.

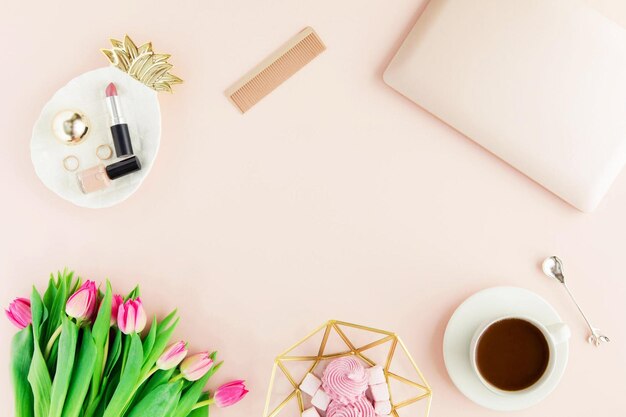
[31,66,161,208]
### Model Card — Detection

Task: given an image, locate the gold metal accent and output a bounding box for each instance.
[62,155,79,172]
[101,35,183,93]
[52,110,90,145]
[264,320,432,417]
[96,144,113,160]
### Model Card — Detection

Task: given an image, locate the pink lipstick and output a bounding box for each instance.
[105,82,134,157]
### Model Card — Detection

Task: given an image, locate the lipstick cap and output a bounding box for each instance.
[105,156,142,180]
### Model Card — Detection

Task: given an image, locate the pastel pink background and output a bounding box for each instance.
[1,0,626,416]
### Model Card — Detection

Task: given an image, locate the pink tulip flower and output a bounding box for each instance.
[117,297,147,334]
[179,352,213,381]
[157,341,188,370]
[110,294,123,326]
[66,280,97,321]
[5,298,32,329]
[213,380,249,407]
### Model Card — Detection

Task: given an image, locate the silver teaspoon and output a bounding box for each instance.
[542,256,610,347]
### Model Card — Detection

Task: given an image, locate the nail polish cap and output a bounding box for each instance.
[105,156,142,180]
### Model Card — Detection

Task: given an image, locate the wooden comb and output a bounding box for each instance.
[226,27,326,113]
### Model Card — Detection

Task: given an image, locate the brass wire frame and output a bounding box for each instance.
[264,320,432,417]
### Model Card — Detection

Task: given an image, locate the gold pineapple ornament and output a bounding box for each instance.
[101,35,183,92]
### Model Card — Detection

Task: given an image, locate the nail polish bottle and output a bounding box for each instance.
[77,164,110,193]
[77,156,142,194]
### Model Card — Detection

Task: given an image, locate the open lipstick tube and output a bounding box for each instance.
[105,82,134,157]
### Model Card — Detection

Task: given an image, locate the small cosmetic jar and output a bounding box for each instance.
[52,110,90,145]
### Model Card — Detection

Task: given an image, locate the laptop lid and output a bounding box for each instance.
[384,0,626,212]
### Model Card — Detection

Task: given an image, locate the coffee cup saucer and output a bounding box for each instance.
[443,286,569,411]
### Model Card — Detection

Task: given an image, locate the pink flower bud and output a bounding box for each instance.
[157,341,188,370]
[110,294,123,326]
[179,352,213,381]
[5,298,32,329]
[213,380,249,408]
[117,297,147,334]
[66,280,97,321]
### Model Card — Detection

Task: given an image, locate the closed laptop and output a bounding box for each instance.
[384,0,626,212]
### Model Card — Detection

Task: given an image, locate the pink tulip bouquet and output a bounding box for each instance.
[5,270,248,417]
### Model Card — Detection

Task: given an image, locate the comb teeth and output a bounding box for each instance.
[226,27,326,113]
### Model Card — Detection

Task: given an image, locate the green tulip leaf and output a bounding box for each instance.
[141,317,157,366]
[140,313,178,376]
[68,273,81,294]
[103,333,143,417]
[45,273,67,342]
[185,405,209,417]
[27,287,52,417]
[132,368,176,407]
[157,309,177,330]
[45,340,59,375]
[124,285,140,301]
[11,326,35,417]
[61,327,96,417]
[126,380,183,417]
[205,361,223,381]
[104,328,122,378]
[49,318,78,417]
[185,393,209,417]
[171,370,212,417]
[42,274,57,313]
[103,371,121,407]
[89,281,113,403]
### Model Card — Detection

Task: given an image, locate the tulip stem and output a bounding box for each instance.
[101,332,110,378]
[191,398,214,410]
[44,325,63,359]
[170,373,185,383]
[116,367,158,417]
[137,366,158,388]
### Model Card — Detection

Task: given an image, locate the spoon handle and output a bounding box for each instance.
[562,284,593,330]
[562,283,609,344]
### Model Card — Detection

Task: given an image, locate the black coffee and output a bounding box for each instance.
[476,318,550,391]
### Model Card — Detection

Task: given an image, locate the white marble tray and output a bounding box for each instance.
[31,66,161,208]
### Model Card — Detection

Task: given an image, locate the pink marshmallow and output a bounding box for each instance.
[367,365,386,385]
[302,407,321,417]
[370,383,390,401]
[300,373,322,397]
[311,389,331,411]
[374,400,392,415]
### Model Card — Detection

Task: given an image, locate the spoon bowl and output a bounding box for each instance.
[542,256,566,283]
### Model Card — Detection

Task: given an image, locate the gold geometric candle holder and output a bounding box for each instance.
[264,320,432,417]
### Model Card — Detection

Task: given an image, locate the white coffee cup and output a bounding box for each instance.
[469,316,570,395]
